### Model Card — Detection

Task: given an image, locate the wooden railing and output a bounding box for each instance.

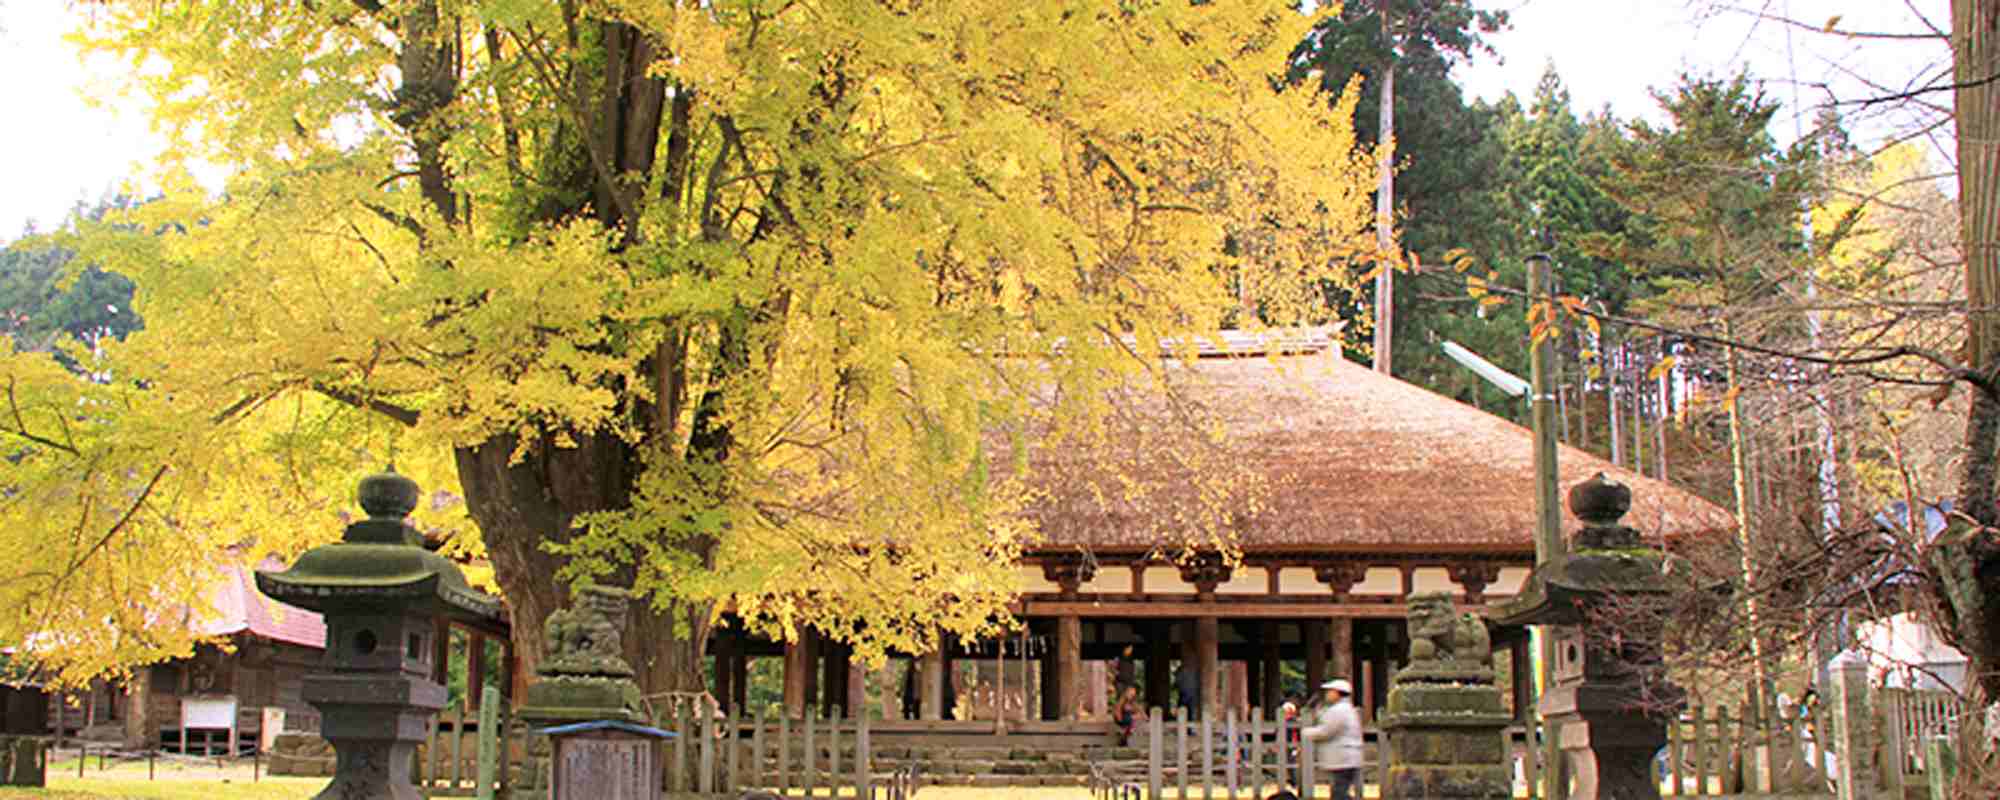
[423,686,1963,799]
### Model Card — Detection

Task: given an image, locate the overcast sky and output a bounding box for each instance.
[0,0,1957,243]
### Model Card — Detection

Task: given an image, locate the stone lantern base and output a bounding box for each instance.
[303,673,446,800]
[1381,666,1512,799]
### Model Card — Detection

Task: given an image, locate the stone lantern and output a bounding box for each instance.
[1493,473,1683,800]
[257,470,501,800]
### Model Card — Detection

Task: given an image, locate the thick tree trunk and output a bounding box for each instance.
[1953,0,2000,707]
[454,431,707,697]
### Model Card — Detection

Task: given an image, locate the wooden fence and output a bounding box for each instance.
[417,686,1963,799]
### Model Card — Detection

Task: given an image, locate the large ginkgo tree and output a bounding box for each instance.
[3,0,1379,694]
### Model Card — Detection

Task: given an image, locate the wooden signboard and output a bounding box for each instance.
[550,730,659,800]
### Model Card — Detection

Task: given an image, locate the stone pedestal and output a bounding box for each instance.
[512,585,652,800]
[1381,592,1511,799]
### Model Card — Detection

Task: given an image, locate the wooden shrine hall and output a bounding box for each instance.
[706,333,1731,725]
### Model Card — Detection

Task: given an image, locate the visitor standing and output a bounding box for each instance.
[1300,679,1362,799]
[1174,662,1201,721]
[1114,644,1138,691]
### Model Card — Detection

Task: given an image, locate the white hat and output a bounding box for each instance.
[1322,678,1353,694]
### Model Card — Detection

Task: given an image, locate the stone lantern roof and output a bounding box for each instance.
[1490,473,1674,627]
[256,470,501,622]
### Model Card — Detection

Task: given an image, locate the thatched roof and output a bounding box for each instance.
[1018,341,1733,554]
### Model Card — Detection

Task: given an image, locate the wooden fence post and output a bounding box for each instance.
[1926,734,1955,800]
[804,708,817,798]
[751,707,766,792]
[1884,687,1909,797]
[724,706,740,795]
[1249,707,1264,798]
[1177,707,1189,800]
[778,710,791,796]
[1201,711,1214,800]
[1274,708,1288,792]
[699,702,717,795]
[856,707,870,799]
[1225,707,1239,799]
[1299,723,1316,800]
[828,711,841,800]
[1149,708,1164,800]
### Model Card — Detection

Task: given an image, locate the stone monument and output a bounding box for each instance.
[1379,591,1512,798]
[1493,473,1684,800]
[512,584,654,800]
[257,470,502,800]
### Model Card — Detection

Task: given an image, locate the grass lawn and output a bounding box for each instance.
[0,757,1413,799]
[0,755,326,800]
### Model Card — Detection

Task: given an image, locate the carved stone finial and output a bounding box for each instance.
[1568,473,1631,527]
[1569,473,1643,551]
[357,468,421,521]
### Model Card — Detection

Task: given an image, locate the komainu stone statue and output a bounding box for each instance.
[1406,591,1492,666]
[1380,591,1509,798]
[539,586,635,678]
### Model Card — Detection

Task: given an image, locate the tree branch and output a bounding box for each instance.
[312,382,421,427]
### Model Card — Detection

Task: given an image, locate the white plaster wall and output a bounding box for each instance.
[1140,566,1196,594]
[1089,568,1135,594]
[1214,567,1268,595]
[1350,567,1405,595]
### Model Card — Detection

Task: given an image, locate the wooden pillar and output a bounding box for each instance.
[920,649,944,721]
[1260,621,1282,711]
[1305,619,1329,694]
[732,651,750,716]
[1088,662,1108,719]
[503,639,521,702]
[1196,615,1219,719]
[1057,615,1083,720]
[431,617,452,684]
[943,652,958,719]
[803,629,823,713]
[468,632,488,709]
[1246,655,1264,714]
[820,639,847,719]
[1228,661,1250,713]
[712,633,735,714]
[783,638,809,718]
[846,648,867,719]
[1511,637,1533,723]
[1329,617,1355,686]
[1145,623,1173,711]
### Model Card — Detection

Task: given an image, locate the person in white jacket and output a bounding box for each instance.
[1300,678,1364,799]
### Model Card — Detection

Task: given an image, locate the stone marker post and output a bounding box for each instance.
[1829,651,1870,800]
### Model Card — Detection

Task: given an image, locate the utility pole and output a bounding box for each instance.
[1371,5,1397,375]
[1527,253,1567,800]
